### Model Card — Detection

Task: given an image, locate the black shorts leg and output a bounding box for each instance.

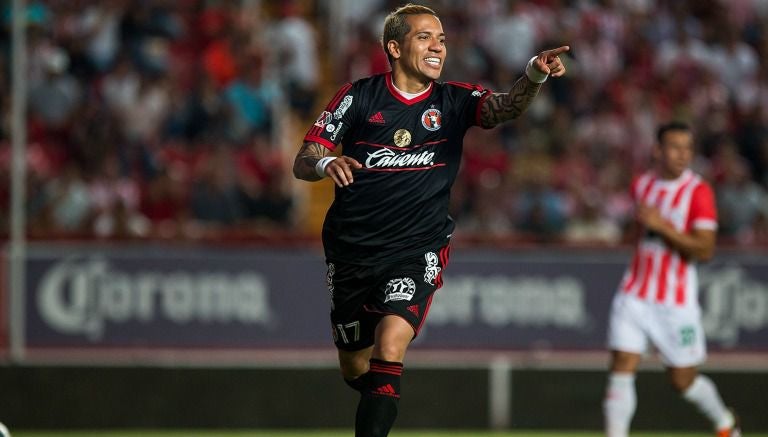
[327,261,380,351]
[325,245,451,351]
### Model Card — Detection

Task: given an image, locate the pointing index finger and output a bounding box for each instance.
[542,45,570,59]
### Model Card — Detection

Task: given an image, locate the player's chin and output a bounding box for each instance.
[423,69,442,81]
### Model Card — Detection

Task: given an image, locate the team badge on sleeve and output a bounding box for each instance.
[314,111,333,128]
[421,107,442,131]
[334,95,353,119]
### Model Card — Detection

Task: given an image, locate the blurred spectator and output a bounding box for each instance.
[28,46,82,131]
[120,72,171,144]
[162,68,229,142]
[101,55,141,114]
[93,197,150,238]
[341,22,391,82]
[512,145,569,240]
[654,23,711,79]
[79,0,125,73]
[456,128,514,236]
[713,141,768,243]
[235,134,294,227]
[710,25,759,93]
[202,26,241,89]
[596,158,634,233]
[223,52,278,143]
[119,0,181,74]
[189,145,243,226]
[439,20,491,85]
[88,153,147,238]
[563,194,622,244]
[267,0,319,118]
[571,9,623,85]
[481,1,538,77]
[139,164,189,238]
[44,162,92,233]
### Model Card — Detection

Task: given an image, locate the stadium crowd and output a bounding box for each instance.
[1,0,768,245]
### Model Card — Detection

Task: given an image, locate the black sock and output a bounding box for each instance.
[355,359,403,437]
[344,373,369,392]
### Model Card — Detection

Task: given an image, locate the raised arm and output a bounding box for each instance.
[480,45,569,128]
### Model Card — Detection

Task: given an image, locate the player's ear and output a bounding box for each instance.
[387,40,400,60]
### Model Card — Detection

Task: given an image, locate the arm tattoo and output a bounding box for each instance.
[480,76,542,128]
[293,141,330,181]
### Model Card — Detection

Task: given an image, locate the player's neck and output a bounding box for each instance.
[391,70,432,94]
[657,167,688,181]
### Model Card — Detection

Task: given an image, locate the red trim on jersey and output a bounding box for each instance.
[362,307,419,333]
[445,81,479,89]
[636,253,654,299]
[637,175,657,203]
[354,138,448,150]
[475,91,493,127]
[623,249,641,293]
[622,175,654,294]
[674,260,688,305]
[421,139,448,147]
[655,252,671,302]
[416,294,435,334]
[671,173,694,207]
[369,368,403,376]
[304,134,336,151]
[328,83,353,111]
[621,171,712,306]
[302,83,352,148]
[363,164,447,172]
[369,364,403,376]
[354,141,402,150]
[446,81,493,127]
[688,183,718,231]
[436,245,451,289]
[309,124,327,138]
[385,72,433,105]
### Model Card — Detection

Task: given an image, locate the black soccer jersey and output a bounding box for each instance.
[304,72,492,265]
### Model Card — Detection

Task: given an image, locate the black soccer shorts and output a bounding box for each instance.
[326,245,451,351]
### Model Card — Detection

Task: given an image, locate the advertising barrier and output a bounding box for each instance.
[11,244,768,360]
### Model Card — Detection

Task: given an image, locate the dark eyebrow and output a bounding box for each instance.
[414,31,446,38]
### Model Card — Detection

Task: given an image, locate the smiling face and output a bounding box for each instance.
[387,13,445,89]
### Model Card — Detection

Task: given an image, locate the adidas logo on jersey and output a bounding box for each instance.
[368,111,386,124]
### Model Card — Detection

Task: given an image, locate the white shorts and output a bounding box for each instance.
[607,293,707,368]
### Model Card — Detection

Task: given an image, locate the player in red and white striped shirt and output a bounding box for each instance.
[604,122,740,437]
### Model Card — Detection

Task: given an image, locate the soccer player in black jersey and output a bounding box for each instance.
[293,4,568,436]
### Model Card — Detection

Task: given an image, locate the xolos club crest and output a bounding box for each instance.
[421,107,442,131]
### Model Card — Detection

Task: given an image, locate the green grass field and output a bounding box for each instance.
[11,431,767,437]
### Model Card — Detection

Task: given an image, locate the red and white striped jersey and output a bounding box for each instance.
[618,169,718,307]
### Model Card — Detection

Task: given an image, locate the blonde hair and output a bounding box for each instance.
[382,4,438,66]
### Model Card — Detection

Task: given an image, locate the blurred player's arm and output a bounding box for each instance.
[636,204,716,261]
[480,45,569,128]
[293,141,362,187]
